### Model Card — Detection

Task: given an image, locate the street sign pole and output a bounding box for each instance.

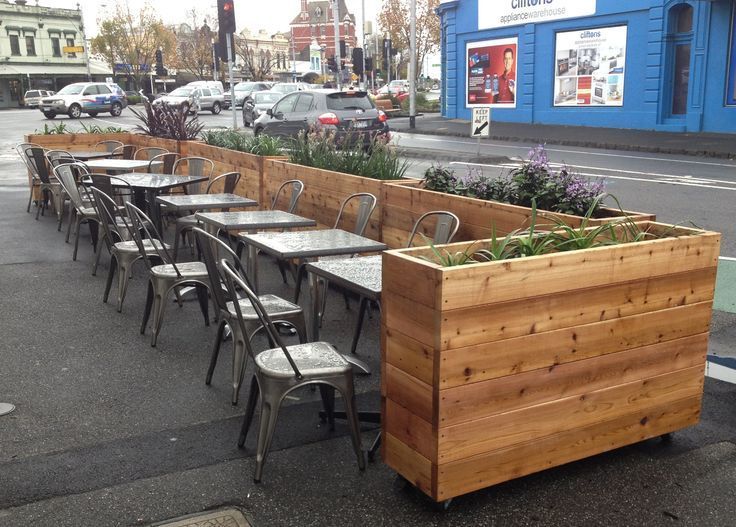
[226,33,237,129]
[471,107,491,156]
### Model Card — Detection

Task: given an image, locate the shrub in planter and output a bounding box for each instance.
[130,100,204,140]
[201,129,285,156]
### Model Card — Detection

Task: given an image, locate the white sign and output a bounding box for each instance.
[553,25,627,107]
[479,0,597,30]
[471,107,491,137]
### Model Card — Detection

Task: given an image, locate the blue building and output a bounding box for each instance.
[437,0,736,133]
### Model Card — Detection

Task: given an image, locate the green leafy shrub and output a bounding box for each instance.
[130,100,203,140]
[399,92,440,112]
[78,122,127,134]
[34,123,70,135]
[201,129,285,156]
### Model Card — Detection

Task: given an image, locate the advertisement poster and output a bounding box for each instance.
[553,25,627,107]
[479,0,596,30]
[466,38,518,108]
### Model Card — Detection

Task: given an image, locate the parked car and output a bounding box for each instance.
[270,82,310,95]
[233,81,272,108]
[242,90,283,127]
[23,90,53,109]
[39,82,127,119]
[254,89,389,147]
[186,80,231,109]
[153,85,224,114]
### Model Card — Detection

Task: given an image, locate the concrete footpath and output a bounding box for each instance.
[389,114,736,159]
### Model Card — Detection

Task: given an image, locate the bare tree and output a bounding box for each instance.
[378,0,440,80]
[173,10,216,80]
[91,3,176,90]
[235,36,284,81]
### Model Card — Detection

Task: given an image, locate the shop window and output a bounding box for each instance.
[66,38,76,58]
[25,36,36,56]
[9,34,21,56]
[676,5,693,33]
[51,37,61,57]
[665,3,694,118]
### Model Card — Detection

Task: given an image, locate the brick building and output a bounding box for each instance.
[289,0,357,60]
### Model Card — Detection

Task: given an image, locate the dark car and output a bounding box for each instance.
[242,90,283,127]
[253,90,389,146]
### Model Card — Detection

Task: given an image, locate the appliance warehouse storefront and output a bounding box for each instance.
[437,0,736,133]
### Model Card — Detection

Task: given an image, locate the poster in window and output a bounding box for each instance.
[553,25,627,107]
[466,37,517,108]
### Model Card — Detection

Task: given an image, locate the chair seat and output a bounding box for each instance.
[151,260,208,279]
[255,342,350,378]
[225,294,301,319]
[113,239,170,254]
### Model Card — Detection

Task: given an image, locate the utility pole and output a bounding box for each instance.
[291,28,297,83]
[409,0,416,129]
[333,0,341,89]
[361,0,366,89]
[227,34,237,129]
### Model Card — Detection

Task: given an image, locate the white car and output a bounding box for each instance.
[39,82,127,119]
[23,89,53,109]
[153,86,224,114]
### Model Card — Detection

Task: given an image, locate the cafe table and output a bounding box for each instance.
[195,210,316,236]
[67,150,119,161]
[84,158,160,174]
[156,194,257,214]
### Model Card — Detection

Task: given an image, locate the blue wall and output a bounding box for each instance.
[438,0,736,133]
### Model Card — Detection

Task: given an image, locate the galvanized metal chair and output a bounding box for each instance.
[111,144,137,160]
[24,145,63,222]
[220,258,365,483]
[270,179,304,213]
[125,202,210,347]
[15,142,44,213]
[134,147,168,161]
[173,172,242,261]
[148,152,181,174]
[95,140,124,153]
[194,227,307,405]
[53,163,99,261]
[172,156,215,193]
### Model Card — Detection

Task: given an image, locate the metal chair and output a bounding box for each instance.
[111,144,137,160]
[220,259,365,483]
[95,140,124,153]
[45,149,76,169]
[194,227,307,405]
[293,192,378,302]
[25,146,63,222]
[173,172,242,261]
[172,156,215,193]
[149,152,181,174]
[271,179,304,214]
[134,147,167,161]
[92,187,169,311]
[15,142,44,213]
[53,163,99,261]
[125,202,210,347]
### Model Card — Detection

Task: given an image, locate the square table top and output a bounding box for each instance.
[306,255,382,298]
[111,173,208,191]
[68,150,117,161]
[196,210,316,231]
[84,159,159,172]
[238,229,387,259]
[155,193,257,211]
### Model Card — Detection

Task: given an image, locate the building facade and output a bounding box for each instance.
[437,0,736,133]
[290,0,357,60]
[235,29,292,81]
[0,0,95,108]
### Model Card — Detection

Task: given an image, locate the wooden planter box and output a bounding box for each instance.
[381,222,720,502]
[381,182,656,249]
[263,159,406,241]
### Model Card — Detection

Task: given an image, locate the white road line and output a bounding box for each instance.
[396,132,736,168]
[720,256,736,261]
[91,117,136,129]
[547,162,736,186]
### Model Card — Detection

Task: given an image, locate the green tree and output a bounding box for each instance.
[91,3,176,90]
[378,0,440,80]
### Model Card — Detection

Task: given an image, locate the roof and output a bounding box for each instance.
[290,0,356,26]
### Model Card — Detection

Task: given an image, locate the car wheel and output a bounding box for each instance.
[87,111,98,117]
[43,112,56,119]
[211,102,221,115]
[110,102,123,117]
[67,104,82,119]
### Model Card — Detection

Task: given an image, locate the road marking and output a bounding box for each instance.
[91,117,136,129]
[706,361,736,385]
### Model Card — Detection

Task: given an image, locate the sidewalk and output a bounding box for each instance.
[389,114,736,159]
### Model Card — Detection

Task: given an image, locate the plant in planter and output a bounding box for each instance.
[201,129,285,156]
[130,100,204,140]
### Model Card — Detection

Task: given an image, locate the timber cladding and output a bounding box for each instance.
[381,183,656,250]
[381,222,720,502]
[263,159,401,241]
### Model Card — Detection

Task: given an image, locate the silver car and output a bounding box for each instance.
[153,86,224,114]
[242,90,283,127]
[39,82,127,119]
[233,81,272,108]
[23,89,53,109]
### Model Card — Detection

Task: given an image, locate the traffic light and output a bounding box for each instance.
[365,57,373,73]
[217,0,236,34]
[382,38,391,70]
[155,49,165,76]
[352,47,363,76]
[339,40,346,58]
[327,55,337,73]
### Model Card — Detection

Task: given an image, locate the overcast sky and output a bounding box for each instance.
[52,0,379,39]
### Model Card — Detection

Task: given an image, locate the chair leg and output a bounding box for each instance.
[72,217,83,261]
[65,209,74,243]
[149,280,168,347]
[173,223,183,262]
[253,392,282,483]
[206,319,227,385]
[277,259,289,284]
[92,234,106,276]
[238,375,260,448]
[141,280,154,334]
[231,325,249,405]
[293,263,307,303]
[318,384,336,431]
[26,187,34,213]
[103,254,117,304]
[350,296,369,355]
[195,284,210,327]
[337,377,366,471]
[116,258,133,313]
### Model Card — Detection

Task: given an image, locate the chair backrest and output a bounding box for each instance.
[90,186,130,249]
[124,202,178,274]
[112,144,137,160]
[220,258,303,380]
[45,149,76,169]
[271,179,304,213]
[173,156,215,177]
[192,227,252,313]
[53,163,86,210]
[206,172,241,194]
[16,142,43,175]
[95,140,124,153]
[333,192,377,236]
[25,146,51,183]
[149,152,181,174]
[134,147,167,161]
[407,211,460,248]
[86,173,133,202]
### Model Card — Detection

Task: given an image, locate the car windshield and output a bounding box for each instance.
[272,84,298,94]
[254,92,282,104]
[57,84,85,95]
[326,92,374,111]
[169,88,193,96]
[235,83,256,91]
[26,91,41,98]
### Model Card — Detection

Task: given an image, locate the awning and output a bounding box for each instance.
[0,64,92,76]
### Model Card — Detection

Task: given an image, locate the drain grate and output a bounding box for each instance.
[151,508,251,527]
